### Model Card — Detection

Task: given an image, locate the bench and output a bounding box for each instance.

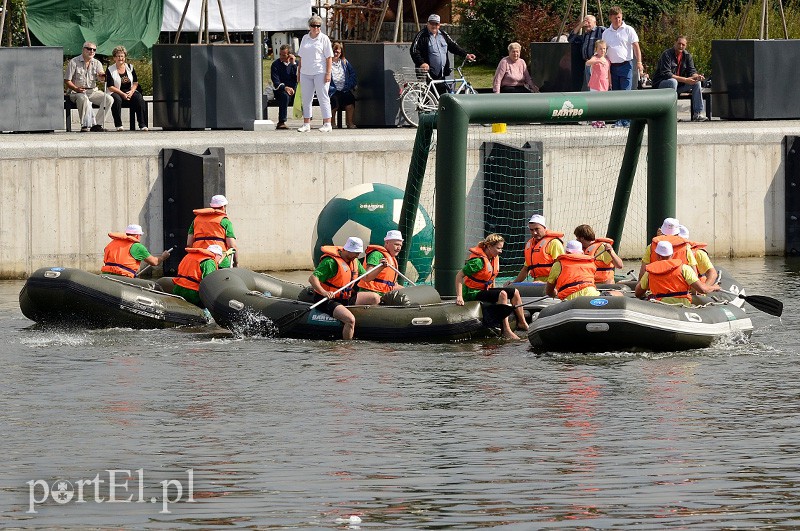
[262,92,347,128]
[64,94,152,132]
[641,85,724,120]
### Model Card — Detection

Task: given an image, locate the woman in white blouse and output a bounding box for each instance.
[296,15,334,133]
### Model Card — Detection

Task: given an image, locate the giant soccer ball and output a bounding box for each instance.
[312,183,434,282]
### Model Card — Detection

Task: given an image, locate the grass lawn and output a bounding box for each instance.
[462,63,496,90]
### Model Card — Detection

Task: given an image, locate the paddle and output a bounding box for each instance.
[273,269,373,332]
[386,264,417,286]
[513,295,554,309]
[719,288,783,317]
[136,247,175,277]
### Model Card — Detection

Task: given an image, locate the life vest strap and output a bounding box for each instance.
[194,236,226,243]
[527,263,553,271]
[175,274,201,285]
[650,290,690,298]
[104,262,138,275]
[375,278,396,287]
[596,266,614,272]
[466,273,492,287]
[560,280,591,290]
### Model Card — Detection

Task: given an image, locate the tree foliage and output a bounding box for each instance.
[2,0,29,47]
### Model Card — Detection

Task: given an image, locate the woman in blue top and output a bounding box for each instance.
[328,42,358,129]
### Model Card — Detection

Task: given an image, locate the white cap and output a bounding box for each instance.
[660,217,680,236]
[428,14,441,23]
[384,230,404,242]
[655,240,674,257]
[210,194,228,207]
[528,214,546,227]
[125,223,144,235]
[207,244,224,256]
[678,225,689,239]
[565,240,583,254]
[343,236,364,253]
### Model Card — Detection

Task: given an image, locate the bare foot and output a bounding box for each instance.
[503,332,521,340]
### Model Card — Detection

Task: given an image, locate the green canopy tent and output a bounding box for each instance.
[27,0,163,57]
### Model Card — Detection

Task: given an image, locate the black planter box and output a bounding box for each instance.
[0,47,63,132]
[529,42,580,93]
[346,43,411,127]
[711,39,800,120]
[152,44,256,130]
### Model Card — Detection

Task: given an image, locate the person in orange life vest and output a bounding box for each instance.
[308,237,383,340]
[635,240,719,306]
[172,244,225,306]
[508,214,565,284]
[455,233,528,340]
[573,224,623,284]
[679,224,718,286]
[187,194,238,269]
[638,217,697,280]
[101,223,170,278]
[545,240,602,300]
[355,230,404,305]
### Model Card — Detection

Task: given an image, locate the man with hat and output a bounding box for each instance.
[635,240,719,306]
[679,224,718,286]
[172,244,226,306]
[410,13,476,86]
[355,229,405,305]
[101,224,170,278]
[545,239,602,301]
[638,217,697,280]
[187,194,238,268]
[309,236,383,340]
[509,214,565,284]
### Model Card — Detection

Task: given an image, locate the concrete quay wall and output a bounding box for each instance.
[0,122,797,279]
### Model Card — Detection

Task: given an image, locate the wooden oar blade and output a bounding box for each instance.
[743,294,783,317]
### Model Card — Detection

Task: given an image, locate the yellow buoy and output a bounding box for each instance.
[491,123,507,133]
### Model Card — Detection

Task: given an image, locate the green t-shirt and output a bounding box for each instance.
[313,256,366,289]
[172,258,218,305]
[129,242,151,261]
[188,217,236,238]
[460,257,487,301]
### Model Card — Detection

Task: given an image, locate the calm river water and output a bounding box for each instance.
[1,257,799,528]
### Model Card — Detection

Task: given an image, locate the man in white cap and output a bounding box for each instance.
[546,240,602,300]
[101,223,170,278]
[635,240,718,305]
[679,224,717,286]
[410,13,476,86]
[638,217,696,280]
[509,214,565,284]
[172,244,226,306]
[356,229,405,305]
[187,194,238,268]
[309,236,383,340]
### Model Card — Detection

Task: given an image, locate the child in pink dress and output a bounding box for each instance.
[586,39,610,128]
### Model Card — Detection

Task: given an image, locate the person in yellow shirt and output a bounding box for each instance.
[509,214,565,283]
[638,217,697,279]
[546,240,602,300]
[679,224,718,286]
[635,241,719,306]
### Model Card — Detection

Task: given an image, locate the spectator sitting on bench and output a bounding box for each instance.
[64,41,113,132]
[105,46,148,131]
[652,35,707,122]
[270,44,298,130]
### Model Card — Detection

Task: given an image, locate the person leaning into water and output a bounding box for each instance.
[509,214,565,284]
[172,244,225,307]
[635,241,719,306]
[101,223,170,278]
[573,224,623,284]
[355,230,404,305]
[308,237,383,340]
[187,194,238,268]
[546,239,602,301]
[455,233,528,340]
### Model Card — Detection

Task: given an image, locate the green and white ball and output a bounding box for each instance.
[312,183,434,282]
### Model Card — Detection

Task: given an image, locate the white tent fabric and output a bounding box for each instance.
[162,0,313,32]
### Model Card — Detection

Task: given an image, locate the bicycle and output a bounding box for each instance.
[397,58,477,127]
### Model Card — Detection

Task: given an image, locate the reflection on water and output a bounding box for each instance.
[1,258,799,527]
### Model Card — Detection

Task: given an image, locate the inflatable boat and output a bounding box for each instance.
[19,267,209,328]
[527,271,752,352]
[199,268,514,341]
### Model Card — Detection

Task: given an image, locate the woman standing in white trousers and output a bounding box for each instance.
[296,14,334,132]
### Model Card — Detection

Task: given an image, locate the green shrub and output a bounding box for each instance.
[130,58,152,96]
[455,0,523,64]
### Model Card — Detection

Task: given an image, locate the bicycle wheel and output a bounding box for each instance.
[463,83,478,95]
[400,87,438,127]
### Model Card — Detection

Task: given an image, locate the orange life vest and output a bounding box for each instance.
[585,237,615,284]
[191,208,228,251]
[173,248,219,291]
[554,253,597,300]
[525,232,564,280]
[357,245,398,293]
[645,259,692,302]
[649,235,691,266]
[101,233,141,277]
[319,246,358,300]
[691,242,710,281]
[464,246,499,291]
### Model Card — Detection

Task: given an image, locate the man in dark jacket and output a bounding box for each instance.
[568,15,606,90]
[410,14,475,84]
[652,36,707,122]
[270,44,298,129]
